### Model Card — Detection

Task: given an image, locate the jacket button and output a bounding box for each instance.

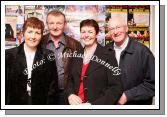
[84,75,88,78]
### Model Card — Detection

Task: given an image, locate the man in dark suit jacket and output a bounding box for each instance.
[41,10,82,104]
[105,16,155,105]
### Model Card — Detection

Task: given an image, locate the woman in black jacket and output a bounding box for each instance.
[5,17,58,105]
[67,19,123,105]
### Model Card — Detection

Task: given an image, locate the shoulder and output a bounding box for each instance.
[65,35,80,44]
[40,47,54,57]
[39,48,56,65]
[64,35,82,49]
[42,33,49,40]
[5,47,19,66]
[97,44,115,58]
[105,42,113,49]
[104,42,115,54]
[6,47,18,53]
[103,42,115,55]
[97,44,108,53]
[41,33,50,45]
[131,39,153,55]
[5,47,18,58]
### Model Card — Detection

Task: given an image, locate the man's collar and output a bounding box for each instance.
[114,37,129,50]
[109,37,134,54]
[47,34,66,46]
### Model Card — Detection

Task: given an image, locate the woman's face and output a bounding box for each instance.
[80,26,97,47]
[24,27,42,49]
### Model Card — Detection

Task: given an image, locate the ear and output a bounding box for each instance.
[64,20,67,25]
[125,26,129,33]
[64,22,68,31]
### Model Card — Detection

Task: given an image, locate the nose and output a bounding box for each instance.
[31,33,36,40]
[53,24,58,29]
[113,28,119,34]
[84,33,89,38]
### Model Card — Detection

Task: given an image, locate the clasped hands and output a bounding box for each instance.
[68,94,91,105]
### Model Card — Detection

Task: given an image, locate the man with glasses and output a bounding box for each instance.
[42,10,82,105]
[105,16,155,105]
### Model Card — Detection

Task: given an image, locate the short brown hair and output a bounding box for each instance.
[80,19,99,34]
[22,17,44,35]
[47,10,66,23]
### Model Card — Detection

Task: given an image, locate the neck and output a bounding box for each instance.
[24,43,37,54]
[50,34,62,47]
[115,41,124,47]
[84,42,97,53]
[83,43,97,64]
[50,34,62,42]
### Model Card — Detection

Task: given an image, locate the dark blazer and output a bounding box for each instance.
[67,43,123,105]
[5,42,58,105]
[105,38,155,105]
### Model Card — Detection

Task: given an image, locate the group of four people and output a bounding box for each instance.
[5,10,155,105]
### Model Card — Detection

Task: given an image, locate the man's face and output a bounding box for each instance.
[24,27,42,48]
[108,18,128,45]
[47,14,66,38]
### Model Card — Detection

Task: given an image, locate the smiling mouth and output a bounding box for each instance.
[29,38,35,41]
[114,34,120,37]
[51,29,60,32]
[84,38,91,41]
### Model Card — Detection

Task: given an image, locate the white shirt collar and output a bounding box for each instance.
[114,37,129,51]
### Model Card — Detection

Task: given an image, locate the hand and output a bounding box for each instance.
[68,94,82,105]
[80,102,91,105]
[117,93,127,105]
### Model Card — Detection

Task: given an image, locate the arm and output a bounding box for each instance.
[5,49,15,105]
[93,68,122,105]
[47,58,59,105]
[5,50,10,104]
[66,58,82,105]
[67,72,82,105]
[124,48,155,102]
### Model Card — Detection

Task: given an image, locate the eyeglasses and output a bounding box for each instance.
[109,26,124,32]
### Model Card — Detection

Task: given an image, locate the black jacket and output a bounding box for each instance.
[105,38,155,105]
[5,42,58,105]
[67,43,123,105]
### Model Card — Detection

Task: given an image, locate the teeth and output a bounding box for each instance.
[114,34,119,37]
[29,38,33,41]
[85,38,91,40]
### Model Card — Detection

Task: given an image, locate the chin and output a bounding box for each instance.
[28,43,38,48]
[84,42,90,46]
[113,38,123,43]
[52,31,62,36]
[85,43,94,47]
